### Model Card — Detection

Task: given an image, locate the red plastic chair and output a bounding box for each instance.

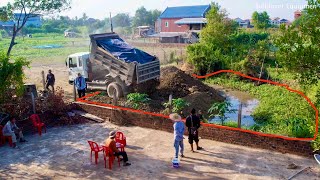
[88,141,104,164]
[0,125,13,147]
[115,131,126,151]
[30,114,47,136]
[103,145,120,170]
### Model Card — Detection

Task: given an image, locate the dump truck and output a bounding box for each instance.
[65,33,160,98]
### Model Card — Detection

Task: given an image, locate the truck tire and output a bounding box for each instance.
[107,82,123,98]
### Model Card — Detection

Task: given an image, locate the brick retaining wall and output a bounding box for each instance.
[76,102,314,157]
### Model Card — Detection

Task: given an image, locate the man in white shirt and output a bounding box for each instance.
[2,117,27,148]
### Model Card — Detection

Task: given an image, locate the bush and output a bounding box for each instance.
[126,93,150,109]
[164,98,190,113]
[0,52,30,103]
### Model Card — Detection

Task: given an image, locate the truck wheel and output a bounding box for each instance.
[107,82,123,98]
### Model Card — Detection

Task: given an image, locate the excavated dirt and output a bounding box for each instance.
[89,66,224,115]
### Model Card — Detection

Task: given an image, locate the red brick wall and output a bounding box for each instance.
[77,103,313,157]
[161,18,189,32]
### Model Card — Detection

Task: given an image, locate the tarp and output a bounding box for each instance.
[96,37,155,64]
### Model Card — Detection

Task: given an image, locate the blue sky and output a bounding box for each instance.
[1,0,308,20]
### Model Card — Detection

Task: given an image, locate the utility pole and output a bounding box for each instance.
[110,12,113,33]
[237,103,242,128]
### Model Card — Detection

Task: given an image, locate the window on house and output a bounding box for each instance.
[165,22,169,27]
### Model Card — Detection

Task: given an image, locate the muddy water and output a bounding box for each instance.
[209,85,259,127]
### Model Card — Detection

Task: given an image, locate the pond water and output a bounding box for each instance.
[209,85,259,127]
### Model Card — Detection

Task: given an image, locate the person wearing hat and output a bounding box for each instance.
[105,131,131,166]
[170,113,185,158]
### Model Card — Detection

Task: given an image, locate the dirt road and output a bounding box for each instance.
[24,62,74,98]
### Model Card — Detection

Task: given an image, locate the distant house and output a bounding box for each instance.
[270,17,281,26]
[0,13,42,30]
[294,10,302,20]
[153,5,211,43]
[234,18,251,28]
[279,19,289,25]
[14,13,42,27]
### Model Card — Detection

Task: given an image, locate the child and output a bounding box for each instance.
[170,113,185,158]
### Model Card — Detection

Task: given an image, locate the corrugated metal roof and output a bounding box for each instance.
[159,5,211,19]
[175,18,207,25]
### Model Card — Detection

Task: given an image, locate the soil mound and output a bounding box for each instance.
[155,66,223,101]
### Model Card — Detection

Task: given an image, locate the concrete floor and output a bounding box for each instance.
[0,122,319,180]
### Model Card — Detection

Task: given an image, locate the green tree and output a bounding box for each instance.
[187,3,237,74]
[275,0,320,84]
[252,11,271,29]
[113,13,131,27]
[208,102,235,125]
[0,52,29,103]
[132,7,161,27]
[0,0,71,55]
[133,6,150,27]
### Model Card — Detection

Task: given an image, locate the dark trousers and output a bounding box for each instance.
[115,151,129,162]
[77,89,86,98]
[45,83,54,92]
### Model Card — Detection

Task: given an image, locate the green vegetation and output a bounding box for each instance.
[0,0,71,55]
[187,3,271,78]
[0,34,89,63]
[164,98,190,113]
[251,11,271,29]
[208,101,235,125]
[206,75,316,139]
[126,93,150,109]
[0,52,30,103]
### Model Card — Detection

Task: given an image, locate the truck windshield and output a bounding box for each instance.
[69,57,77,68]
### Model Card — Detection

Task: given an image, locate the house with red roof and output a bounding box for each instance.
[152,5,211,43]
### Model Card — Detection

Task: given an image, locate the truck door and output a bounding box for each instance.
[68,56,81,82]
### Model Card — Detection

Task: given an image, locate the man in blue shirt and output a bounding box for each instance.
[170,113,185,158]
[75,73,86,98]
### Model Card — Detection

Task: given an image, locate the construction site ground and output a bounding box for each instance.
[0,121,319,180]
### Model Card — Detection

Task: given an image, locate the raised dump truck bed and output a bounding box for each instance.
[66,33,160,98]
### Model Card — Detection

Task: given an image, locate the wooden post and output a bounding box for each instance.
[31,92,36,114]
[237,102,242,128]
[169,94,173,114]
[73,82,77,101]
[41,71,45,90]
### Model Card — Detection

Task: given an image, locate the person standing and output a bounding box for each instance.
[105,131,131,166]
[75,73,86,98]
[170,113,185,158]
[2,117,27,148]
[45,69,55,92]
[186,108,203,152]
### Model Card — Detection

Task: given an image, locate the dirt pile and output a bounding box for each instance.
[155,66,223,100]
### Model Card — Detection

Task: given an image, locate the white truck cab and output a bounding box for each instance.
[66,52,90,84]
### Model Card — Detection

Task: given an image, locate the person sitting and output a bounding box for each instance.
[105,131,131,166]
[2,117,27,148]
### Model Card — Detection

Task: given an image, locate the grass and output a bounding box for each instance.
[205,73,316,138]
[0,34,89,64]
[0,33,187,65]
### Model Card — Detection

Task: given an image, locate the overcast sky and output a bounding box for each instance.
[0,0,308,20]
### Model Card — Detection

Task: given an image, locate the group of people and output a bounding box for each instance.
[171,108,203,158]
[45,70,86,98]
